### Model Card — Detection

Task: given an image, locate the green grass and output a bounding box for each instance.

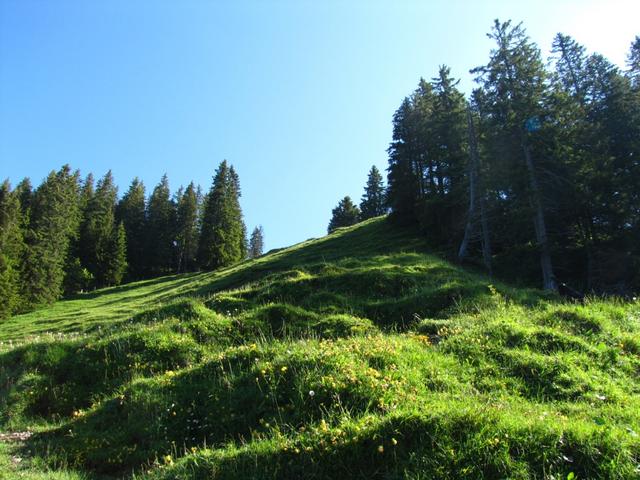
[1,217,639,479]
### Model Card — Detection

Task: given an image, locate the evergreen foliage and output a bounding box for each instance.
[116,178,146,279]
[359,165,386,220]
[175,182,200,272]
[21,166,81,308]
[328,196,360,233]
[0,181,25,318]
[145,174,176,276]
[198,161,247,270]
[249,225,265,258]
[384,20,640,293]
[78,171,121,288]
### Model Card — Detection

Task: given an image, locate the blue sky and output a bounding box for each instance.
[1,0,638,250]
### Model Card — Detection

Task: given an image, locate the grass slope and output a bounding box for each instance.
[1,217,639,479]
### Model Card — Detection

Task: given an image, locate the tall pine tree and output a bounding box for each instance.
[198,161,246,270]
[116,178,147,279]
[359,166,386,220]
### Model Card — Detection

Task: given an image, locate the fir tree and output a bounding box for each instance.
[103,221,127,285]
[472,20,557,291]
[145,174,176,276]
[198,161,246,270]
[21,166,81,306]
[79,171,119,288]
[0,181,26,318]
[249,226,264,258]
[116,178,146,279]
[175,182,200,272]
[359,166,386,220]
[328,196,360,233]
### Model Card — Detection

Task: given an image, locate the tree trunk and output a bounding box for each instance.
[521,139,557,291]
[459,109,493,274]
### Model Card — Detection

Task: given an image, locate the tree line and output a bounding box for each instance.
[330,20,640,294]
[0,160,265,318]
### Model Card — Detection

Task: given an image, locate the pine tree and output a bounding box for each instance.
[116,178,146,279]
[359,166,386,220]
[198,161,246,270]
[249,226,264,258]
[0,181,26,318]
[21,166,81,306]
[472,20,557,291]
[146,174,175,276]
[175,182,199,272]
[328,196,360,233]
[103,221,127,285]
[78,171,119,288]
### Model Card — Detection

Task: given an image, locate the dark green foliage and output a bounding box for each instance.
[0,181,25,318]
[359,165,386,220]
[385,21,640,293]
[21,166,81,308]
[198,161,247,270]
[386,67,467,245]
[116,178,147,279]
[78,171,122,289]
[146,174,176,276]
[248,225,264,258]
[103,222,127,286]
[327,196,360,233]
[174,182,200,273]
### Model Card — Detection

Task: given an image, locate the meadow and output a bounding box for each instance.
[1,217,639,479]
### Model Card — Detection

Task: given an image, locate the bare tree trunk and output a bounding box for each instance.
[459,109,493,274]
[521,139,557,291]
[458,110,478,261]
[479,193,492,275]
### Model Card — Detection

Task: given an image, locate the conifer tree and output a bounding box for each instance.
[175,182,200,272]
[628,36,640,88]
[64,174,95,294]
[328,196,360,233]
[103,221,127,285]
[78,171,119,288]
[21,166,81,306]
[249,226,264,258]
[198,161,246,270]
[0,181,26,318]
[145,174,175,276]
[116,178,146,279]
[472,20,557,291]
[359,166,386,220]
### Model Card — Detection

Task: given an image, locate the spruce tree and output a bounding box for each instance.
[79,171,119,288]
[249,226,264,258]
[145,174,175,276]
[21,166,81,306]
[175,182,200,272]
[116,178,146,279]
[198,161,246,270]
[472,20,557,291]
[359,166,386,220]
[103,221,127,285]
[328,196,360,233]
[0,181,26,318]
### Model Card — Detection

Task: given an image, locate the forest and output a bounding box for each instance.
[0,160,265,318]
[330,21,640,295]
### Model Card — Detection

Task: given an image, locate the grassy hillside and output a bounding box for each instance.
[1,217,639,479]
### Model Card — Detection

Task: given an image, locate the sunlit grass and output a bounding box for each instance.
[1,217,638,479]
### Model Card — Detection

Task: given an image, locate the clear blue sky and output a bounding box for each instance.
[1,0,638,250]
